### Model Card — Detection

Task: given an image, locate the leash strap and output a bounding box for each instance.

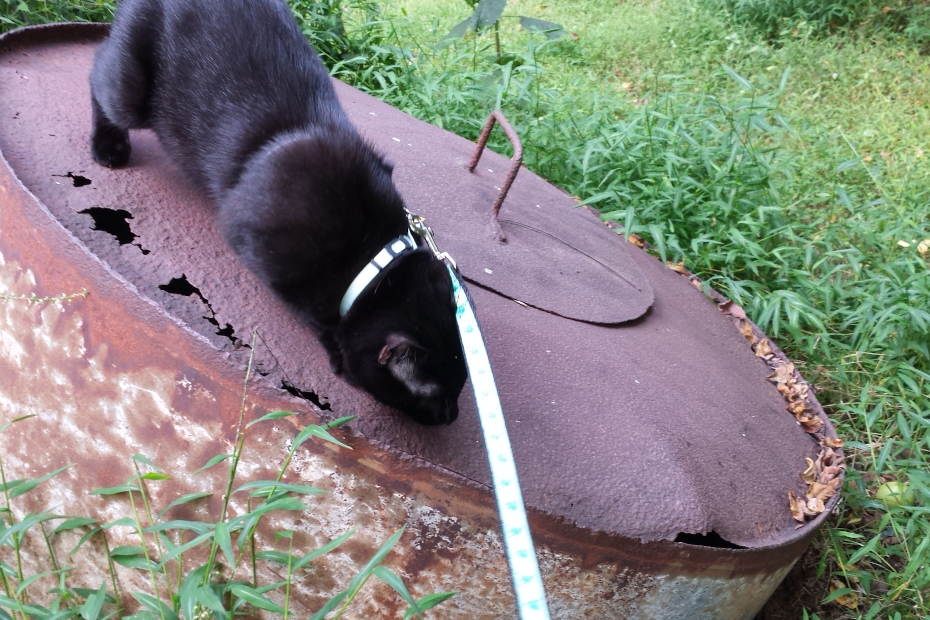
[447,265,551,620]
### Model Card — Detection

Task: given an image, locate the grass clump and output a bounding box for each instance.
[0,0,113,32]
[719,0,930,51]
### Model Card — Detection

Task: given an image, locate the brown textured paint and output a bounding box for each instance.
[0,23,842,619]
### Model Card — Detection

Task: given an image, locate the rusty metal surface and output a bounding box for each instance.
[0,23,842,619]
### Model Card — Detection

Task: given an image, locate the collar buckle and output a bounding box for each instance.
[406,208,457,269]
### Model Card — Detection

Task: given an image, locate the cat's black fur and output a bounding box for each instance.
[89,0,467,425]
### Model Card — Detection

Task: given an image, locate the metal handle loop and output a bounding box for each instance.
[467,111,524,243]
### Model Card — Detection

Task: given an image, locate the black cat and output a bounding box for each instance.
[89,0,466,424]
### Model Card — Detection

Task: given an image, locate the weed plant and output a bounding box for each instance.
[719,0,930,51]
[0,343,453,620]
[2,0,930,617]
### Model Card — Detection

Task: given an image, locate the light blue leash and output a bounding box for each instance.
[345,210,551,618]
[446,265,551,620]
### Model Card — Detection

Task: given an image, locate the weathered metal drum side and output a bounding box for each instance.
[0,24,840,619]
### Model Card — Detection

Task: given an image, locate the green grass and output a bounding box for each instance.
[0,0,112,30]
[3,0,930,618]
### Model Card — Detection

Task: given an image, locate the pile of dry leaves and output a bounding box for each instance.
[717,293,845,525]
[605,217,846,525]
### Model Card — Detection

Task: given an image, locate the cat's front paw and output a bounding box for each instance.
[91,129,131,168]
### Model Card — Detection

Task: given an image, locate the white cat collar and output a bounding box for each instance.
[339,232,418,316]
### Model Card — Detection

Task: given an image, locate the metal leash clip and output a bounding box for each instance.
[405,208,457,269]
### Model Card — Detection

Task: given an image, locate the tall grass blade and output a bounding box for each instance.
[78,583,106,620]
[9,465,71,499]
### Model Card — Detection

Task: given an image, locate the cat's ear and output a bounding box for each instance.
[380,159,395,177]
[379,333,441,398]
[378,332,412,365]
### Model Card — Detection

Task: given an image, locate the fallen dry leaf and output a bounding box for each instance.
[802,457,817,484]
[738,320,756,344]
[808,481,838,503]
[898,240,911,248]
[719,300,747,320]
[755,338,775,358]
[789,491,807,523]
[768,362,796,385]
[787,400,808,416]
[830,580,859,609]
[627,234,645,248]
[821,437,844,449]
[918,239,930,256]
[819,466,844,485]
[806,496,825,515]
[666,260,688,275]
[799,414,824,433]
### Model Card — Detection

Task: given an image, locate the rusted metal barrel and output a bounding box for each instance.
[0,24,842,619]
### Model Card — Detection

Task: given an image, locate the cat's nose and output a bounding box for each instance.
[413,397,458,425]
[426,397,457,425]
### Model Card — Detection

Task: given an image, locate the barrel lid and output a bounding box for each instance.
[336,82,654,324]
[0,24,839,548]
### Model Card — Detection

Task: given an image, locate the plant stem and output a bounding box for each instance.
[493,21,501,61]
[249,498,257,588]
[39,523,59,572]
[283,536,294,620]
[133,462,176,601]
[203,330,258,585]
[100,532,123,616]
[128,487,168,620]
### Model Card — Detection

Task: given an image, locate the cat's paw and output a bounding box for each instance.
[91,129,131,168]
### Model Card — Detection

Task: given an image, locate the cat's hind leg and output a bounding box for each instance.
[90,88,131,168]
[88,1,156,168]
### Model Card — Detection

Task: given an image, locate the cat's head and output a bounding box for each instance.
[336,250,467,425]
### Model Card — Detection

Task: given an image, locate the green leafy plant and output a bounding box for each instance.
[443,0,565,60]
[0,346,454,619]
[289,0,389,67]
